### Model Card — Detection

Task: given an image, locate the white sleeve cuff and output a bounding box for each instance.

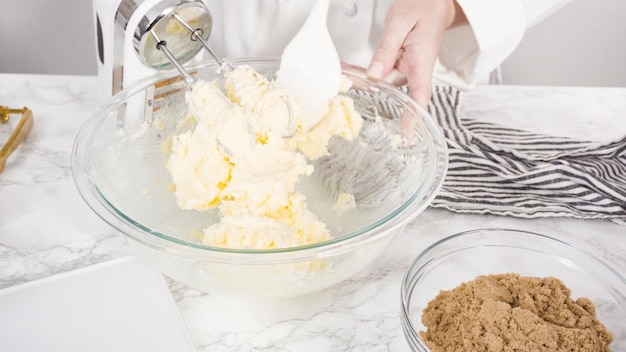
[436,0,526,88]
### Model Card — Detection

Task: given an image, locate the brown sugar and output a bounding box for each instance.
[420,273,613,352]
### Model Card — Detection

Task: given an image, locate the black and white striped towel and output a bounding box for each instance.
[426,85,626,224]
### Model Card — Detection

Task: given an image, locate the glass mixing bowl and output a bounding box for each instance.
[401,228,626,351]
[72,58,447,298]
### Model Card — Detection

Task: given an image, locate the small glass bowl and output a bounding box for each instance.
[401,228,626,351]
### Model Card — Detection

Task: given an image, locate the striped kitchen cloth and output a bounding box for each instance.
[425,85,626,223]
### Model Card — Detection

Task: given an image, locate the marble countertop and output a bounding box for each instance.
[1,73,624,351]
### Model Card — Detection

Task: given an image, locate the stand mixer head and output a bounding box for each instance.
[93,0,213,100]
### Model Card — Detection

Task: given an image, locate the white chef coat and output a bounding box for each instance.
[204,0,571,90]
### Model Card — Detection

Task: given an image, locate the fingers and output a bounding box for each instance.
[382,69,407,86]
[369,0,458,108]
[367,1,417,79]
[399,19,442,107]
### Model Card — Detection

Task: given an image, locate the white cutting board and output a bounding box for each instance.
[0,256,196,352]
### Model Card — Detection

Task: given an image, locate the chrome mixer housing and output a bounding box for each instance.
[93,0,212,99]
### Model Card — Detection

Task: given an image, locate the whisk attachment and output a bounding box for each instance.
[151,11,297,140]
[171,13,233,72]
[152,31,195,87]
[154,16,298,138]
[151,12,232,83]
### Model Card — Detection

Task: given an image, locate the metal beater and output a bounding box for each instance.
[144,5,296,137]
[150,12,232,86]
[95,0,294,138]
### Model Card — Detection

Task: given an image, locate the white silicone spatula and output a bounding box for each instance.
[275,0,341,130]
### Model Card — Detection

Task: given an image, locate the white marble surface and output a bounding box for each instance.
[1,73,624,351]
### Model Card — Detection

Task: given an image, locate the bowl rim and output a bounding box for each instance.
[400,227,626,350]
[71,57,449,261]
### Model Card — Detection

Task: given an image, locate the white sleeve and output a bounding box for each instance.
[434,0,572,90]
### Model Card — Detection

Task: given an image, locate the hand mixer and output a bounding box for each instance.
[93,0,214,99]
[94,0,296,143]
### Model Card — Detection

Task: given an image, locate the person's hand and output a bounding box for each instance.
[367,0,466,108]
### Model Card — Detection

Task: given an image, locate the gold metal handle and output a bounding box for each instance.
[0,106,34,173]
